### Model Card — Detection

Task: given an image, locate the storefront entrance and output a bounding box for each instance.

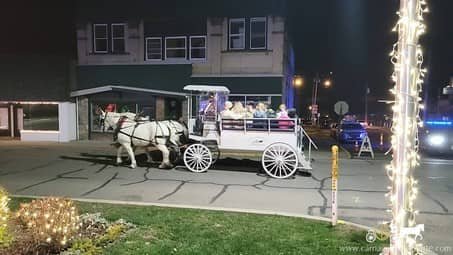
[0,104,22,138]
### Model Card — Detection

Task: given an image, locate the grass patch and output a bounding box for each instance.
[10,197,385,254]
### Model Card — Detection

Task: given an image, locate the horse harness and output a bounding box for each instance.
[115,117,173,147]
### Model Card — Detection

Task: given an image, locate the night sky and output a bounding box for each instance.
[288,0,453,116]
[1,0,452,116]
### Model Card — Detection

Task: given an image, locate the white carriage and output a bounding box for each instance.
[183,85,317,179]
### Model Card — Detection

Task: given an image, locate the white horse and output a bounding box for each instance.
[100,110,178,169]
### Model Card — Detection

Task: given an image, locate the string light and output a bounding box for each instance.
[0,187,10,235]
[385,0,428,254]
[16,197,81,248]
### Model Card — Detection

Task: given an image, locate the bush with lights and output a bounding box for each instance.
[0,187,13,248]
[16,197,81,250]
[0,187,12,248]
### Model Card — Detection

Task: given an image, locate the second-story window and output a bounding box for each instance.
[111,23,126,53]
[146,37,162,61]
[190,36,206,60]
[93,24,108,53]
[165,36,187,60]
[229,18,245,50]
[250,17,267,49]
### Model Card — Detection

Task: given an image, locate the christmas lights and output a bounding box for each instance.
[16,197,81,247]
[385,0,428,254]
[0,187,9,233]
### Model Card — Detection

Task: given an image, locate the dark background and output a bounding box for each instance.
[1,0,451,115]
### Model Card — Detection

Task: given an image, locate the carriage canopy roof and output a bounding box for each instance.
[183,85,230,94]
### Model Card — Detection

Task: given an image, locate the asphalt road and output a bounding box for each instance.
[0,139,451,253]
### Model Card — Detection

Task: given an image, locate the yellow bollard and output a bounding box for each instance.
[331,145,339,226]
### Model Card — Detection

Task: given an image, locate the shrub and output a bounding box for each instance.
[0,187,12,248]
[16,197,80,250]
[62,238,102,255]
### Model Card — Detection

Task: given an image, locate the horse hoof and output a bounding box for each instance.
[158,163,174,169]
[129,164,137,169]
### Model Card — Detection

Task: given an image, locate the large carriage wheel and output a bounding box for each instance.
[262,143,298,179]
[184,144,212,173]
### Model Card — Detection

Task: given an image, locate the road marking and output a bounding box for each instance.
[421,159,453,166]
[427,176,447,180]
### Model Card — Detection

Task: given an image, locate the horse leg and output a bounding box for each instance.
[116,146,123,165]
[155,144,173,169]
[145,146,154,163]
[124,144,137,169]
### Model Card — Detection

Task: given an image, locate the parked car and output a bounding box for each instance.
[419,121,453,155]
[333,122,368,143]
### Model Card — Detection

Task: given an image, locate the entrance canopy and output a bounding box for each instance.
[70,85,186,98]
[183,85,230,94]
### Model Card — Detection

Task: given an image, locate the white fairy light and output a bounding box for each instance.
[385,0,428,254]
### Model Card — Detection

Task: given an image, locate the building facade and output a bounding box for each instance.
[73,0,295,140]
[0,0,295,142]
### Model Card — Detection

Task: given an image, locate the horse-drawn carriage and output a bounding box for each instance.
[100,85,316,179]
[182,85,316,179]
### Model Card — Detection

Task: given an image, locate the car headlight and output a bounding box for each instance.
[427,134,445,146]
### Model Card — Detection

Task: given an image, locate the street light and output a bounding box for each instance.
[323,79,332,88]
[293,75,304,87]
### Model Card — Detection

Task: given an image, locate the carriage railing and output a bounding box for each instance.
[297,125,318,164]
[220,118,298,134]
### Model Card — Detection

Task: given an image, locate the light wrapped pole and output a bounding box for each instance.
[387,0,428,254]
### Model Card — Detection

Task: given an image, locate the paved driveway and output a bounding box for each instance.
[0,140,452,253]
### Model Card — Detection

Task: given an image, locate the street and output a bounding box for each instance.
[0,139,452,253]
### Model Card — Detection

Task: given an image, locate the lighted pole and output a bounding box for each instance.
[387,0,427,254]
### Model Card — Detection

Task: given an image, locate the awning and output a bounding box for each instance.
[70,85,186,97]
[183,85,230,93]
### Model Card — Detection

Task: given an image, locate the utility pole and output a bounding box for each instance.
[312,73,320,126]
[388,0,427,254]
[365,83,369,125]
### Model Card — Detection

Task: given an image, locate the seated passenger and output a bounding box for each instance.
[245,104,255,118]
[220,101,234,118]
[231,102,246,129]
[277,104,293,129]
[220,101,234,129]
[253,103,268,129]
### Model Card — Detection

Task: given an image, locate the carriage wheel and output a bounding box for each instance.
[262,143,298,179]
[184,144,212,173]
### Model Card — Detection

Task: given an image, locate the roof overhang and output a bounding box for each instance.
[70,85,187,98]
[183,85,230,93]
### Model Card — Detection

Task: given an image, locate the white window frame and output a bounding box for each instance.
[228,18,245,50]
[165,36,187,60]
[93,24,108,53]
[111,23,126,53]
[249,17,267,50]
[189,35,207,61]
[145,37,162,61]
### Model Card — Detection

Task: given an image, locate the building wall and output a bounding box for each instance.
[192,16,285,76]
[76,16,286,78]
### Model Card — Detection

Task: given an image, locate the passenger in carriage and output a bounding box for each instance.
[277,104,293,130]
[220,101,234,118]
[231,101,246,129]
[264,103,276,118]
[220,101,234,129]
[245,104,255,118]
[253,103,268,129]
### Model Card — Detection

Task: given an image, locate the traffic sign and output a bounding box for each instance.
[334,101,349,115]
